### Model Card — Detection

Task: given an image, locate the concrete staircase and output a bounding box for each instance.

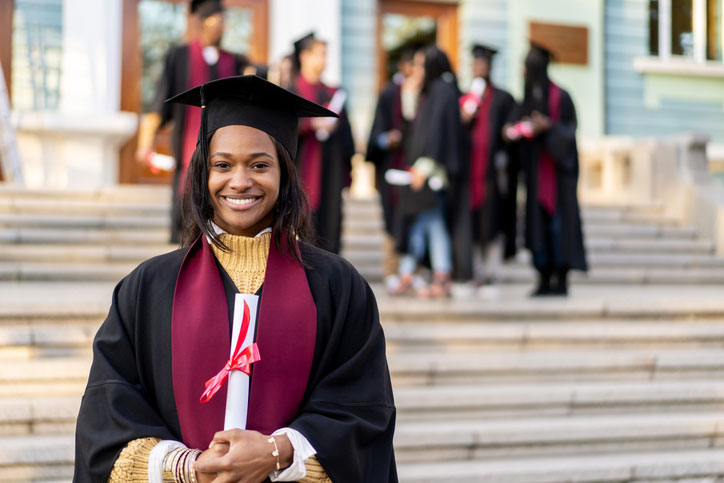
[3,185,724,482]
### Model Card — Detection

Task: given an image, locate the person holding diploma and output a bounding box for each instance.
[74,75,397,483]
[503,43,587,296]
[291,32,355,254]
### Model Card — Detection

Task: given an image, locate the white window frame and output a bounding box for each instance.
[635,0,724,77]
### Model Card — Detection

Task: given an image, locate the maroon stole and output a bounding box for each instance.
[295,76,336,211]
[171,235,317,449]
[537,83,561,215]
[466,86,495,211]
[179,41,236,196]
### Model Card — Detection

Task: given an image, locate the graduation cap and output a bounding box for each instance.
[292,32,324,68]
[166,75,337,161]
[471,44,498,59]
[293,32,318,57]
[191,0,224,19]
[529,41,555,62]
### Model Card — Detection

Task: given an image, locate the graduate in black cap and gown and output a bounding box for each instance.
[291,33,355,254]
[74,76,397,483]
[460,44,519,291]
[136,0,249,244]
[504,43,587,296]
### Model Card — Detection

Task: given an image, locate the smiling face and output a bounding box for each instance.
[207,125,280,237]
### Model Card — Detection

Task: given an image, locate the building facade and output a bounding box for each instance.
[1,0,723,187]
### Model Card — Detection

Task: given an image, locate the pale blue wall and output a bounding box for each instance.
[605,0,724,142]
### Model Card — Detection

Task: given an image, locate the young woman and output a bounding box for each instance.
[390,46,465,298]
[74,75,397,483]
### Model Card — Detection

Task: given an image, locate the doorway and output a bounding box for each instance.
[119,0,268,184]
[377,0,458,89]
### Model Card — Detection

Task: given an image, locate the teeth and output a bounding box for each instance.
[224,197,257,206]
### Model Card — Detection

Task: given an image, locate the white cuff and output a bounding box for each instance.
[148,440,187,483]
[269,428,317,482]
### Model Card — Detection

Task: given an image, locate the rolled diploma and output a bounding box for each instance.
[224,293,259,430]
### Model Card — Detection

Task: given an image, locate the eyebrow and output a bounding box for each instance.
[210,152,274,160]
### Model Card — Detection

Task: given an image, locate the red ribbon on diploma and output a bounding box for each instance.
[200,300,261,404]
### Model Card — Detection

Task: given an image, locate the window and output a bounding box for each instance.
[11,0,63,110]
[649,0,724,63]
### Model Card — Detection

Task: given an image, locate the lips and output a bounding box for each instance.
[220,195,262,210]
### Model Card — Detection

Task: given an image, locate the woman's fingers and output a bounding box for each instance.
[210,428,243,448]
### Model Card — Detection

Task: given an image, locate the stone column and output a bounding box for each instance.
[13,0,136,188]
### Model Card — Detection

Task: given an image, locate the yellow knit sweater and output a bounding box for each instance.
[108,232,330,483]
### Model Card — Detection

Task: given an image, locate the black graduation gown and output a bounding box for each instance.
[395,77,471,280]
[518,87,588,271]
[465,87,520,260]
[366,81,408,236]
[150,45,245,243]
[73,243,397,483]
[292,85,355,255]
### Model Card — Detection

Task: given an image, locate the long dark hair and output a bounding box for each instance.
[523,48,551,115]
[180,132,314,262]
[421,45,460,95]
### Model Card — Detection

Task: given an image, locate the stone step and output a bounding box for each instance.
[585,237,715,254]
[0,262,136,283]
[0,244,175,263]
[8,318,724,355]
[0,324,98,358]
[4,348,724,389]
[378,288,724,322]
[6,318,724,361]
[341,233,716,255]
[6,380,724,436]
[0,213,170,230]
[394,380,724,421]
[0,197,170,216]
[384,320,724,352]
[0,185,170,203]
[344,250,724,270]
[0,396,79,436]
[0,227,169,245]
[356,265,724,285]
[396,448,724,483]
[341,219,697,238]
[387,348,724,386]
[0,434,73,482]
[394,412,724,463]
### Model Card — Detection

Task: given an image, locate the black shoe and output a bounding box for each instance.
[530,272,552,297]
[531,284,552,297]
[550,269,569,296]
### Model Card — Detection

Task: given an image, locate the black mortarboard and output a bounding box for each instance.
[471,44,498,59]
[191,0,224,19]
[293,32,317,57]
[292,32,321,69]
[166,75,336,160]
[529,41,555,61]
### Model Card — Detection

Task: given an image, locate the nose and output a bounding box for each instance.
[228,166,253,191]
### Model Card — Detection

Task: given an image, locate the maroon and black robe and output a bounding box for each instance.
[515,82,588,272]
[366,79,408,236]
[73,237,397,482]
[292,76,355,254]
[461,83,519,259]
[149,41,245,243]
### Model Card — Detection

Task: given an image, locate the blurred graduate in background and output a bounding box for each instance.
[291,32,355,254]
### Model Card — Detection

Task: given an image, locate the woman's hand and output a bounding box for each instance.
[195,443,229,483]
[410,168,427,192]
[194,429,293,483]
